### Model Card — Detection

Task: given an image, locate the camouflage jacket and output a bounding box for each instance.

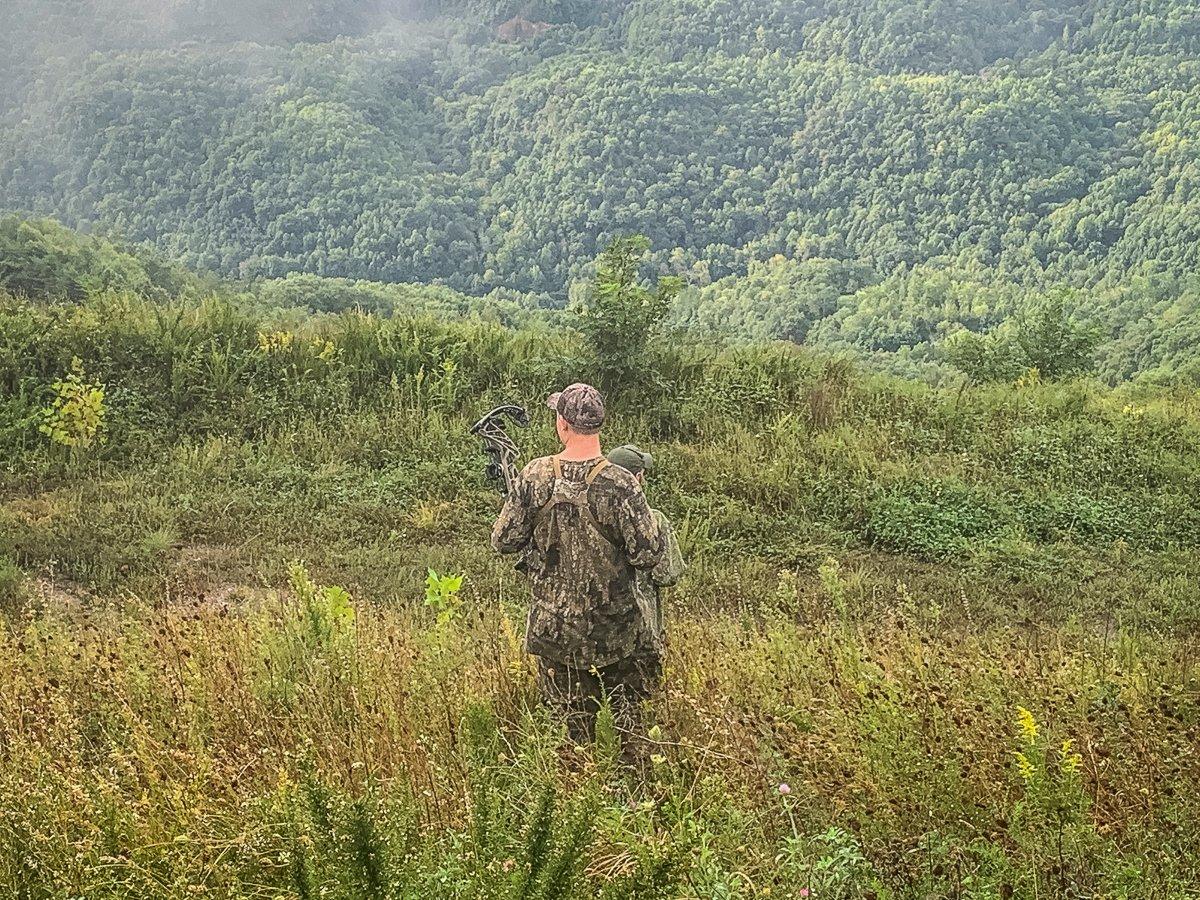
[633,508,684,655]
[491,455,664,667]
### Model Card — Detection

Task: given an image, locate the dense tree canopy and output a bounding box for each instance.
[1,0,1198,381]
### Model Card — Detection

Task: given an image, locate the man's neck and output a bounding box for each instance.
[558,434,603,461]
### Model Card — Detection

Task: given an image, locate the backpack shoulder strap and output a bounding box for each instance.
[579,459,621,546]
[585,459,611,485]
[534,458,621,549]
[539,456,579,518]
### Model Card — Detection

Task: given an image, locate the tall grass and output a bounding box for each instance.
[0,567,1196,896]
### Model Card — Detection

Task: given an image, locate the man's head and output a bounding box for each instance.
[608,444,654,483]
[546,383,605,444]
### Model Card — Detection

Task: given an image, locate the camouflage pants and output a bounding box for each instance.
[534,653,662,746]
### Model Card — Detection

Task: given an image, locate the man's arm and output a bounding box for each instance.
[616,483,664,570]
[491,463,535,554]
[649,509,684,587]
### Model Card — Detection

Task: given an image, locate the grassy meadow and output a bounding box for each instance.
[1,292,1199,898]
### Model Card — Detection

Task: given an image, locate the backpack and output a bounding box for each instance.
[533,457,620,570]
[525,457,648,665]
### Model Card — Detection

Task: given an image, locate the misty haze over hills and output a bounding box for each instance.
[2,0,1199,382]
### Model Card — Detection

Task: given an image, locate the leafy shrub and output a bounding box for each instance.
[1018,489,1141,546]
[775,825,878,900]
[945,289,1100,383]
[39,357,107,452]
[943,327,1028,384]
[0,216,195,301]
[574,235,682,399]
[425,568,465,625]
[867,478,1015,559]
[1014,289,1101,381]
[258,563,356,706]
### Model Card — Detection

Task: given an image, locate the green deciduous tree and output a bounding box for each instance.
[1014,288,1100,381]
[945,289,1099,383]
[574,235,682,397]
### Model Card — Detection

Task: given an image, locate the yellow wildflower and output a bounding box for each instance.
[1060,739,1082,775]
[1016,706,1039,744]
[1013,750,1035,782]
[1016,367,1041,388]
[257,330,295,354]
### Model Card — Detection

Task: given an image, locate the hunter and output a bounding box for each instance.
[491,383,665,745]
[606,444,684,659]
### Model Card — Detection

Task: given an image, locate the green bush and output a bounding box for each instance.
[574,235,682,399]
[945,289,1101,384]
[866,478,1016,560]
[0,216,197,302]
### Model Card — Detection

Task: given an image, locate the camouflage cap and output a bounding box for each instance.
[608,444,654,475]
[547,383,605,434]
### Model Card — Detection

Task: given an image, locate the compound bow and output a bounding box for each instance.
[470,404,530,496]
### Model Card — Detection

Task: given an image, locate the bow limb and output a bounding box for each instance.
[470,404,530,495]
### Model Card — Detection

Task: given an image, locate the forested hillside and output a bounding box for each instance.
[2,0,1199,379]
